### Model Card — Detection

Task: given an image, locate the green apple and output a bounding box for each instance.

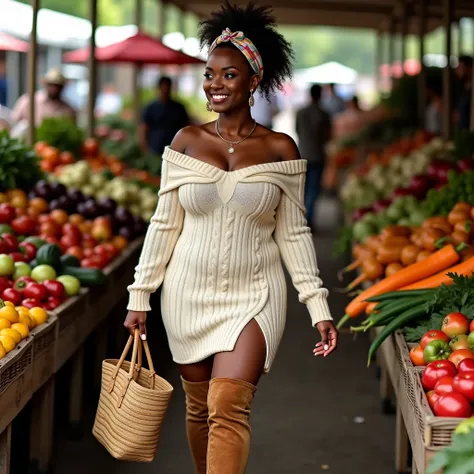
[13,262,31,280]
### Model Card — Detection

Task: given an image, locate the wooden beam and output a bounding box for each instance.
[133,0,142,121]
[27,0,39,146]
[418,0,427,128]
[443,0,453,140]
[375,30,383,93]
[470,35,474,131]
[389,16,396,88]
[87,0,98,138]
[400,2,408,75]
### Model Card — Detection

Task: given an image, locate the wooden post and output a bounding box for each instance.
[29,378,55,473]
[457,20,463,55]
[471,38,474,131]
[395,404,410,473]
[87,0,98,138]
[133,0,142,121]
[418,0,427,128]
[400,3,408,76]
[375,30,382,93]
[68,348,84,434]
[27,0,40,146]
[158,0,168,38]
[179,7,186,50]
[93,325,109,393]
[389,16,396,89]
[0,426,11,474]
[443,0,453,140]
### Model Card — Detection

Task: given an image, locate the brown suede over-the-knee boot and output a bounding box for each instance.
[182,378,210,474]
[207,377,257,474]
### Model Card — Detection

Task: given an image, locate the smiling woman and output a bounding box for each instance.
[123,2,338,473]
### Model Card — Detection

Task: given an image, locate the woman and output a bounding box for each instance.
[124,2,338,473]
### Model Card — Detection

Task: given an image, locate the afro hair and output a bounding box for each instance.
[198,1,294,99]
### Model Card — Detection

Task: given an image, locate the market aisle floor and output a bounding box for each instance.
[53,200,396,474]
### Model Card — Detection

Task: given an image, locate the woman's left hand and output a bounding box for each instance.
[313,321,338,358]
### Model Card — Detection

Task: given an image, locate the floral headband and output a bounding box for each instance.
[209,28,264,83]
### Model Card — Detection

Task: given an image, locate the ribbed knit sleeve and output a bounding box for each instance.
[127,159,184,312]
[273,173,333,326]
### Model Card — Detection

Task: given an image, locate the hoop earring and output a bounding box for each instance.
[249,90,255,107]
[206,101,213,112]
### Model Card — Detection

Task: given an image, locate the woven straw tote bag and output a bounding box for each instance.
[93,330,173,462]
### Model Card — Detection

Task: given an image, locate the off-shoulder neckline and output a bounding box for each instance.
[163,146,307,176]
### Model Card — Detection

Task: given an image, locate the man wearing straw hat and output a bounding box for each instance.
[12,68,76,127]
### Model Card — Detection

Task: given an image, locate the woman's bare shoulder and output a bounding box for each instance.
[170,123,215,153]
[266,130,300,162]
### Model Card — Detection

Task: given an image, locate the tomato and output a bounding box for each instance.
[40,221,60,237]
[458,358,474,374]
[56,275,80,297]
[2,288,22,305]
[21,298,41,309]
[42,280,65,299]
[42,147,60,164]
[82,138,100,157]
[38,215,53,225]
[34,141,47,155]
[426,391,440,411]
[453,373,474,402]
[434,376,456,396]
[60,234,81,249]
[1,234,18,253]
[18,242,37,262]
[0,277,11,294]
[66,246,84,260]
[421,330,450,349]
[29,197,49,214]
[50,210,68,226]
[449,349,474,367]
[424,340,452,363]
[60,151,75,165]
[434,393,472,418]
[62,223,82,239]
[81,257,101,269]
[468,331,474,349]
[112,235,128,251]
[24,283,48,301]
[91,224,113,243]
[9,252,26,263]
[82,234,98,249]
[101,243,118,260]
[442,312,470,338]
[14,276,34,292]
[450,334,471,351]
[422,360,457,391]
[410,345,426,366]
[0,204,15,224]
[44,296,62,311]
[31,265,57,283]
[93,245,111,265]
[68,214,84,225]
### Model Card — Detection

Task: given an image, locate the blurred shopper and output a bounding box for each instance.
[0,59,7,107]
[296,84,331,231]
[12,68,76,126]
[425,82,443,135]
[333,95,363,139]
[455,55,473,130]
[251,89,280,128]
[139,76,190,156]
[96,83,123,117]
[321,83,345,117]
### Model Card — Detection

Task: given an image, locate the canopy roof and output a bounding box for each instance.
[294,61,358,85]
[0,31,28,52]
[63,31,204,65]
[170,0,474,31]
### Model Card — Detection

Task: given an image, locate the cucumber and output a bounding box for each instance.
[36,244,62,268]
[60,254,81,268]
[59,266,106,286]
[23,236,47,249]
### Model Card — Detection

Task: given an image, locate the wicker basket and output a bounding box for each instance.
[394,330,424,389]
[93,331,173,462]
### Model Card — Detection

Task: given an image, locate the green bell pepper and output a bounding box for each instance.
[424,340,452,364]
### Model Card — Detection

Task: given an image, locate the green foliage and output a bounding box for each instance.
[36,118,84,157]
[453,129,474,160]
[427,430,474,474]
[0,131,44,191]
[404,273,474,342]
[333,226,354,257]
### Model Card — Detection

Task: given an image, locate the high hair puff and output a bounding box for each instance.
[198,1,294,100]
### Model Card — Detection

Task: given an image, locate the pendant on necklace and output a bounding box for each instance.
[228,146,235,153]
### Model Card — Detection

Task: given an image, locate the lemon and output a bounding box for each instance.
[0,306,19,324]
[0,335,15,352]
[29,307,47,326]
[4,301,14,308]
[11,323,29,339]
[18,313,33,330]
[0,328,21,344]
[0,318,11,330]
[0,342,6,359]
[15,306,29,312]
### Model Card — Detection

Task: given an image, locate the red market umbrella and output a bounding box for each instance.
[63,31,204,65]
[0,32,28,53]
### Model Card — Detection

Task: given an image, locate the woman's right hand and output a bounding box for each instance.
[124,310,147,340]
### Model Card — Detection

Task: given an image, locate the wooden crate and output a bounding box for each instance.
[394,330,424,389]
[54,290,89,371]
[0,337,34,433]
[30,314,58,393]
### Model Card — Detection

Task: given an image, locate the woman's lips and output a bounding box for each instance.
[211,94,230,104]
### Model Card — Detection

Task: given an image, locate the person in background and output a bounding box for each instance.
[96,83,123,117]
[296,84,331,232]
[425,82,443,136]
[455,55,473,130]
[321,83,345,117]
[0,59,7,107]
[139,76,190,156]
[333,95,363,139]
[251,89,280,128]
[12,68,76,126]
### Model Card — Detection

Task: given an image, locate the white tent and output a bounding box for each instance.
[294,61,358,86]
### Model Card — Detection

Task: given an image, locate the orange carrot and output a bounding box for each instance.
[365,301,378,315]
[337,245,460,329]
[400,256,474,290]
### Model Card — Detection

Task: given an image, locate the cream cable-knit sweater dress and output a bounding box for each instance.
[127,147,332,372]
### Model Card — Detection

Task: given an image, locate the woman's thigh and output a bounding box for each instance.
[179,357,214,382]
[211,318,267,386]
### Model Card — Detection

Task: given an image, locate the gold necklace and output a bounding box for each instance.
[215,120,257,154]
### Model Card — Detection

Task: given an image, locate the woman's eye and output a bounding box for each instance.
[225,73,235,79]
[203,73,212,80]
